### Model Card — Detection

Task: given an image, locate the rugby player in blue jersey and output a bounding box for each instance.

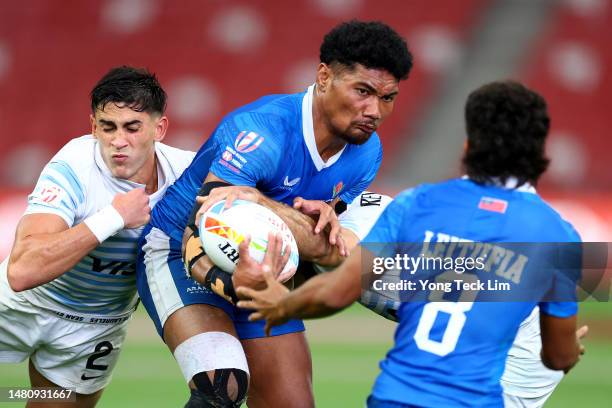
[136,21,413,408]
[237,81,586,407]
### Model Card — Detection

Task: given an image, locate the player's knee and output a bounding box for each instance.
[185,369,248,407]
[174,332,250,407]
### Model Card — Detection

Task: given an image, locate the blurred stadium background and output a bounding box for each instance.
[0,0,610,406]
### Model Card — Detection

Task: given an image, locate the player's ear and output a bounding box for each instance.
[463,139,469,153]
[90,114,97,138]
[154,115,169,142]
[316,63,331,93]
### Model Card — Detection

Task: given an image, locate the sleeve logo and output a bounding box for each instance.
[30,184,65,207]
[234,131,264,153]
[222,150,233,162]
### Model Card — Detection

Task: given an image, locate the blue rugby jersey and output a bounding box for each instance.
[363,178,580,407]
[150,85,383,243]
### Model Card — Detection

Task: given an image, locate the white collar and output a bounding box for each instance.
[302,84,347,171]
[462,175,536,194]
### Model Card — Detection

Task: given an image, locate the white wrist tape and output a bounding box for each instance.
[84,204,125,243]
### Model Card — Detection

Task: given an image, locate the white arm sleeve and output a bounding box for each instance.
[338,192,393,241]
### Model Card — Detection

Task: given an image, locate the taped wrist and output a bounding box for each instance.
[183,229,206,278]
[204,266,239,304]
[183,181,231,277]
[84,204,125,243]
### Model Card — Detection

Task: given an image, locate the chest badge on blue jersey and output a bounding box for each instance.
[332,181,344,198]
[283,176,300,187]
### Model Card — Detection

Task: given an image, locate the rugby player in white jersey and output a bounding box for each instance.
[0,66,194,407]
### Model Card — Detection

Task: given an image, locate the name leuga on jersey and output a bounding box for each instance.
[370,230,530,297]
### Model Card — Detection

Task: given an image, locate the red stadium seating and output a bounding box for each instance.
[0,0,488,186]
[519,0,612,190]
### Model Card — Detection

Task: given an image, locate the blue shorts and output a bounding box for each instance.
[136,224,304,340]
[367,396,421,408]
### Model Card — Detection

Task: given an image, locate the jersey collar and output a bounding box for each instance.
[462,175,537,194]
[302,84,347,171]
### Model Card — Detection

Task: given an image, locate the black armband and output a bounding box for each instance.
[183,230,207,278]
[334,199,348,215]
[186,180,232,231]
[204,266,239,304]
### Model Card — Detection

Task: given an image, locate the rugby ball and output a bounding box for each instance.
[198,199,299,282]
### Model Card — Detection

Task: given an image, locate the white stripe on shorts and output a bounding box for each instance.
[143,227,185,329]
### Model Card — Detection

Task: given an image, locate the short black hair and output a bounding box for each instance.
[462,81,550,186]
[320,20,413,81]
[90,66,166,115]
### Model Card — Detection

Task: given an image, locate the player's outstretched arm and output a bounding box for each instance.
[237,245,367,334]
[8,214,99,292]
[540,312,587,373]
[7,188,150,292]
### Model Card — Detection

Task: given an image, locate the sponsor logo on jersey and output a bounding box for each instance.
[332,181,344,198]
[360,192,382,207]
[225,146,247,163]
[218,159,240,174]
[234,131,264,153]
[478,197,508,214]
[222,150,233,162]
[81,374,103,380]
[31,184,64,207]
[283,176,301,187]
[186,285,206,294]
[41,186,62,203]
[221,149,243,169]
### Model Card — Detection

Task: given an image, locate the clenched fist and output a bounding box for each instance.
[112,188,151,228]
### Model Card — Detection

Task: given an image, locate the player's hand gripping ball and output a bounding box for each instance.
[199,199,299,282]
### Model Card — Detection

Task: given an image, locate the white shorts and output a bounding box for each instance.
[501,307,564,407]
[503,392,553,408]
[0,266,130,395]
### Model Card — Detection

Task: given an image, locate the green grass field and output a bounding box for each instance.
[1,303,610,407]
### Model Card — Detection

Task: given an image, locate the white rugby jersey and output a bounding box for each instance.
[19,135,195,317]
[314,192,399,321]
[337,191,393,241]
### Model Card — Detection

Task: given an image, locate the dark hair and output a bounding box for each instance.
[462,81,550,186]
[320,20,413,81]
[90,66,166,115]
